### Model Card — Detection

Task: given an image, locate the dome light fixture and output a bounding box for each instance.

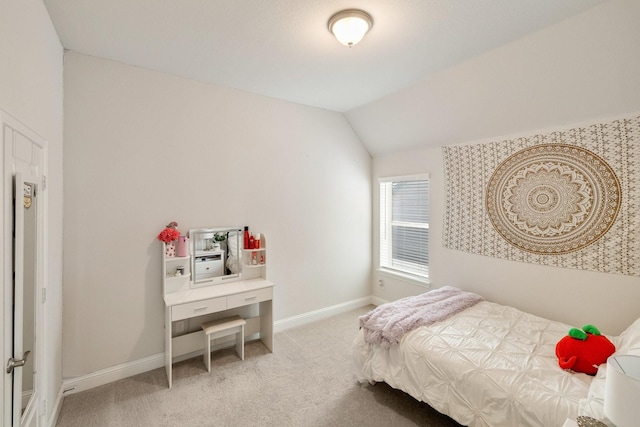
[328,9,373,47]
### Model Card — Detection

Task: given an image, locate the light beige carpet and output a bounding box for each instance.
[56,306,462,427]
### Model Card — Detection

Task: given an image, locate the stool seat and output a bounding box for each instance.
[202,315,246,372]
[202,316,246,335]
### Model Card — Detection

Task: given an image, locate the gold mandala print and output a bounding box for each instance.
[486,144,621,254]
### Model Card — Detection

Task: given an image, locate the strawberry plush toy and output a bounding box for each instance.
[555,324,615,375]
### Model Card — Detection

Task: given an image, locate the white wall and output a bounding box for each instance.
[372,133,639,337]
[347,0,640,156]
[0,0,64,423]
[367,0,640,336]
[62,52,372,378]
[360,0,640,336]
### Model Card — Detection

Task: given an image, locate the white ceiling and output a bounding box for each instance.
[44,0,604,113]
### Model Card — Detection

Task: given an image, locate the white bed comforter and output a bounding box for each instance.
[352,301,596,427]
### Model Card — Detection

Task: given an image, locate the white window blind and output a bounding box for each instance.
[379,175,429,279]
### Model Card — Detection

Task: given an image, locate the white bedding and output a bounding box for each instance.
[353,301,599,427]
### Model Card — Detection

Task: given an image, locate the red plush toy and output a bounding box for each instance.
[555,324,615,375]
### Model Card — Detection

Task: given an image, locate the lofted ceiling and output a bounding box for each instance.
[45,0,604,114]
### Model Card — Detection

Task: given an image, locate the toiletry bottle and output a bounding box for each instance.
[176,235,189,257]
[249,233,255,249]
[244,226,249,249]
[254,233,260,249]
[252,252,257,265]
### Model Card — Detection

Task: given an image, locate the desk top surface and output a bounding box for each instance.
[164,278,275,307]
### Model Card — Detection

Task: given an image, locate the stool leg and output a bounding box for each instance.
[204,333,211,372]
[236,325,245,360]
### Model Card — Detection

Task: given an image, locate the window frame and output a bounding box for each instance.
[378,174,430,283]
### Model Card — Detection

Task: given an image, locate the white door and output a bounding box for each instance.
[7,174,40,427]
[2,111,46,427]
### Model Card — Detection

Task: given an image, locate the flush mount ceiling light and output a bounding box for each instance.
[328,9,373,47]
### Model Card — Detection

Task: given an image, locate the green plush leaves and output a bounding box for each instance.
[569,327,587,340]
[582,324,601,336]
[567,324,602,340]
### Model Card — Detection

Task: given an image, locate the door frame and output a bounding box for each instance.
[1,110,48,427]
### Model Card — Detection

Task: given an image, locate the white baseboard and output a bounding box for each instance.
[273,296,373,333]
[62,353,165,396]
[370,296,388,306]
[61,295,375,395]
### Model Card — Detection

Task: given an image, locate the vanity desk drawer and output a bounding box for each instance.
[227,287,273,309]
[172,297,227,321]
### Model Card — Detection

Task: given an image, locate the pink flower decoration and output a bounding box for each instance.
[157,222,180,243]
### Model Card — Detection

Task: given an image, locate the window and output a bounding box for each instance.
[379,175,429,279]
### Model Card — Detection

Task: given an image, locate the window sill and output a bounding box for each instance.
[377,269,431,288]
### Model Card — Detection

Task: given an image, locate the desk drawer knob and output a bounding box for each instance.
[194,306,208,311]
[245,296,257,301]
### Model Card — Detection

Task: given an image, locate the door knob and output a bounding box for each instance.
[6,351,30,374]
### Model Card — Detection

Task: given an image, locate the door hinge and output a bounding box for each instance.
[41,399,47,416]
[43,175,47,190]
[42,288,47,304]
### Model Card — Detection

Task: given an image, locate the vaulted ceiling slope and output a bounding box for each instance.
[347,0,640,156]
[45,0,603,114]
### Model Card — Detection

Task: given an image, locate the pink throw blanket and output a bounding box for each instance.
[359,286,484,347]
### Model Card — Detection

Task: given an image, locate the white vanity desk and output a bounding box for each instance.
[163,278,274,388]
[162,228,273,388]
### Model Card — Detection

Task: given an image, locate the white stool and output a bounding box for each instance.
[201,315,246,372]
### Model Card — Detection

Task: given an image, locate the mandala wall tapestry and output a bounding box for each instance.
[443,114,639,276]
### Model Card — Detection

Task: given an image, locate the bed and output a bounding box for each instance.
[352,287,640,427]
